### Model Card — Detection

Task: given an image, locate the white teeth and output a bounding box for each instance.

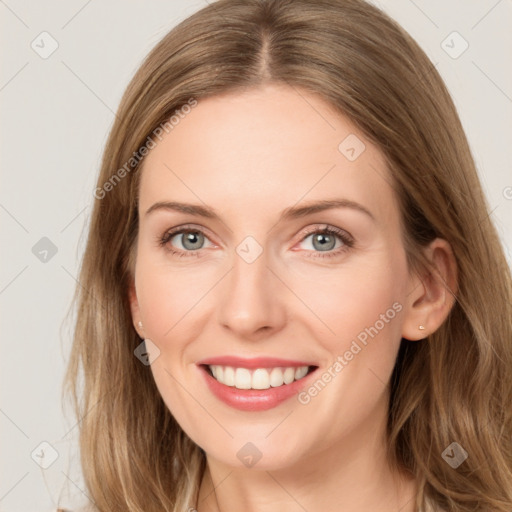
[252,369,270,389]
[208,365,311,390]
[235,368,252,389]
[283,367,295,384]
[269,367,284,387]
[223,366,235,386]
[295,366,308,380]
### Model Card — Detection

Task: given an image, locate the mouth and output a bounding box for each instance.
[202,364,316,390]
[196,356,319,411]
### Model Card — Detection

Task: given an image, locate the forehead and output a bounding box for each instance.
[138,84,397,227]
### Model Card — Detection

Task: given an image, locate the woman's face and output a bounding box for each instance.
[130,83,419,469]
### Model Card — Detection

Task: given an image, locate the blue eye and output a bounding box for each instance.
[296,226,354,259]
[158,224,354,259]
[301,229,342,251]
[159,226,214,257]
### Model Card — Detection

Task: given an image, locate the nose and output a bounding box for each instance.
[216,246,287,340]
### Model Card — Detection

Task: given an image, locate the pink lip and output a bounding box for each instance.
[197,359,318,412]
[196,355,315,369]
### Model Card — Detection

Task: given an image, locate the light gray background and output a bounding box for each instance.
[1,1,511,510]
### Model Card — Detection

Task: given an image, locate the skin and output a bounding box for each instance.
[129,83,457,512]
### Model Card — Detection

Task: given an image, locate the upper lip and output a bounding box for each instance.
[197,355,317,369]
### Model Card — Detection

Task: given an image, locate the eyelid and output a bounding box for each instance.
[293,224,354,259]
[297,224,354,246]
[159,223,219,248]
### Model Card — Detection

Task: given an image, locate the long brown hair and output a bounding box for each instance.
[62,0,512,510]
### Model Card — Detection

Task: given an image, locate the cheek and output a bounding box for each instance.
[325,255,407,397]
[134,252,217,341]
[134,254,211,435]
[287,250,407,355]
[288,258,407,443]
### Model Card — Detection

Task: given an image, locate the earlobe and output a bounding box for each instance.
[401,238,458,341]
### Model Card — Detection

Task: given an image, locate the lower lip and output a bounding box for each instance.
[199,365,317,411]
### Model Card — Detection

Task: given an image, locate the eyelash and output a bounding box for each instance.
[158,224,354,260]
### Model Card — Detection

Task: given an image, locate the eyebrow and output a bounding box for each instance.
[145,199,375,222]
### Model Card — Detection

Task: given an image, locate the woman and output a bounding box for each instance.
[62,0,512,511]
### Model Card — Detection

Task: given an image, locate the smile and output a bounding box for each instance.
[207,365,311,389]
[197,356,319,411]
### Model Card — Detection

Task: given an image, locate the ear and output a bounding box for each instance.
[128,278,144,338]
[401,238,458,341]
